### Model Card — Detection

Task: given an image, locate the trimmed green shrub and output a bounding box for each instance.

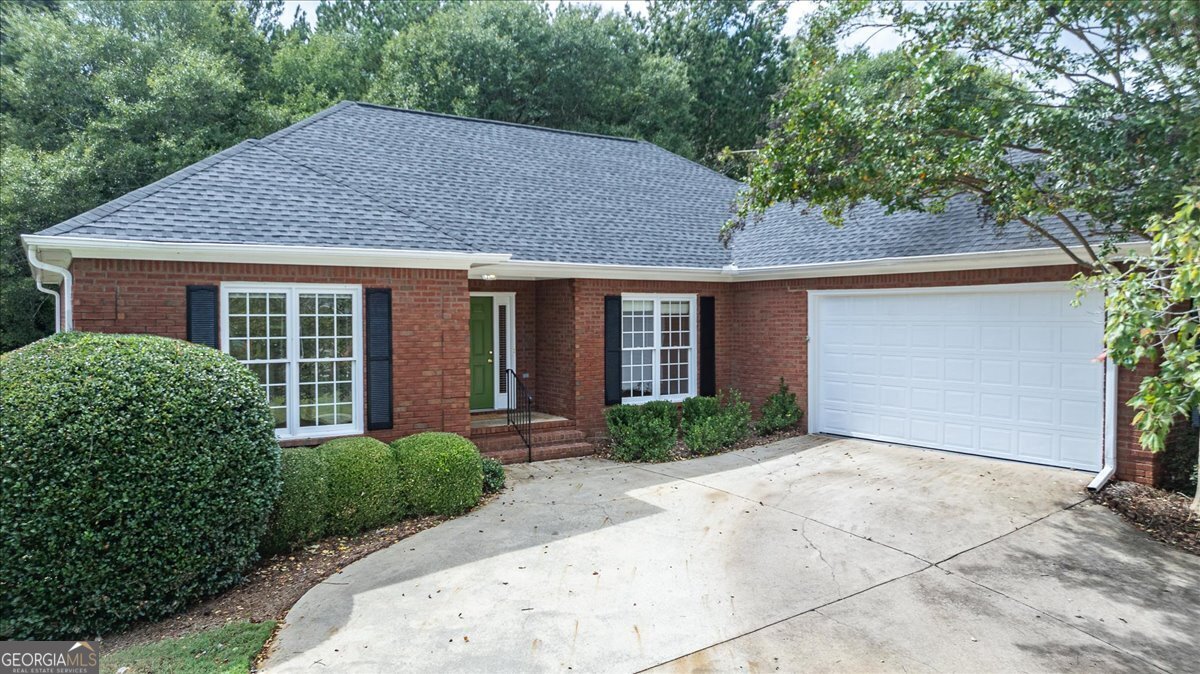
[261,446,330,555]
[758,378,804,436]
[683,390,751,455]
[318,436,402,535]
[482,457,506,493]
[605,402,677,462]
[681,395,720,433]
[392,433,484,516]
[0,332,280,640]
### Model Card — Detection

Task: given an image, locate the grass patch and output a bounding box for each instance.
[101,621,275,674]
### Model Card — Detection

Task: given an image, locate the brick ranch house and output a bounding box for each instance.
[22,101,1162,486]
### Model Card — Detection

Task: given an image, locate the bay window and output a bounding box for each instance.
[620,294,696,403]
[222,283,362,439]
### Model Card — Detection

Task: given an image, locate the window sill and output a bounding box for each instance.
[619,394,693,406]
[276,428,364,447]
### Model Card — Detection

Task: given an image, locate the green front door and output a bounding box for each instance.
[469,296,495,410]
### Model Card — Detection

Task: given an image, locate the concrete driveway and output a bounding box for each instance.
[263,436,1200,673]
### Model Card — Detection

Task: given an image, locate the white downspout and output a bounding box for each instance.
[25,243,73,332]
[1088,355,1119,492]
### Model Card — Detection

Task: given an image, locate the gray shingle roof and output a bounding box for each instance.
[37,101,1078,270]
[38,137,475,253]
[730,196,1082,268]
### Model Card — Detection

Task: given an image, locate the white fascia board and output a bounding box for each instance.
[728,244,1151,282]
[20,235,511,270]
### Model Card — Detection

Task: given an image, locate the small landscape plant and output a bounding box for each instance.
[317,436,401,536]
[683,389,751,455]
[757,378,803,436]
[482,457,506,493]
[392,432,484,516]
[605,401,677,462]
[261,445,329,555]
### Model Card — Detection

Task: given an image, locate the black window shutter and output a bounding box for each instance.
[186,285,218,348]
[604,296,622,405]
[699,296,716,396]
[365,288,393,431]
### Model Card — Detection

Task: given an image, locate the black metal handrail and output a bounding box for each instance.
[505,368,533,461]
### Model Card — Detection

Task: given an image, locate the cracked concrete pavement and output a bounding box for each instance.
[262,436,1200,673]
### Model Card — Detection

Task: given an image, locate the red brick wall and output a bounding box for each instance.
[729,265,1159,484]
[67,258,1163,484]
[571,279,733,438]
[1114,360,1164,484]
[535,279,576,418]
[70,258,471,443]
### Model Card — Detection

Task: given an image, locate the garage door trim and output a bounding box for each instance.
[807,282,1116,472]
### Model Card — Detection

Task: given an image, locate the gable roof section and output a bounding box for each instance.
[38,136,474,253]
[259,102,740,268]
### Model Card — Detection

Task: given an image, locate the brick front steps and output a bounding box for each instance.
[470,419,595,464]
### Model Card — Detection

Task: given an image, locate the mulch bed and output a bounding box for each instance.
[1093,481,1200,556]
[99,495,507,653]
[595,427,808,462]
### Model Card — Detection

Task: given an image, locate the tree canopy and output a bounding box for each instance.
[0,0,791,350]
[730,0,1200,269]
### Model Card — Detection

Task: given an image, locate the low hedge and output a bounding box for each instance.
[392,433,484,516]
[0,332,280,639]
[261,436,402,553]
[605,401,677,462]
[683,390,751,455]
[319,436,402,535]
[261,445,329,555]
[757,378,803,435]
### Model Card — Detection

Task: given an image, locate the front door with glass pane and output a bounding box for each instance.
[469,296,494,410]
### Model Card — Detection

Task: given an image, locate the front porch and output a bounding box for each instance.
[466,279,593,463]
[468,411,593,463]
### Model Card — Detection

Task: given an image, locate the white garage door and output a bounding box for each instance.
[812,285,1105,470]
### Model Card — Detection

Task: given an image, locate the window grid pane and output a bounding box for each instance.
[659,301,691,397]
[620,300,655,398]
[620,297,692,401]
[298,292,355,427]
[226,291,288,429]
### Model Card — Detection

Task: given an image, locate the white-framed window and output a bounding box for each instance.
[221,283,363,439]
[621,293,696,403]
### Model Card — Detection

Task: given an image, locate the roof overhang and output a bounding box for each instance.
[23,236,1149,282]
[21,235,511,270]
[726,245,1145,281]
[471,244,1149,282]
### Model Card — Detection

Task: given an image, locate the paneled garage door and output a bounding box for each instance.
[811,285,1105,470]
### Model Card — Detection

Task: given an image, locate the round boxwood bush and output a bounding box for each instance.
[0,332,280,640]
[317,436,402,535]
[605,402,678,462]
[261,445,330,555]
[391,433,483,516]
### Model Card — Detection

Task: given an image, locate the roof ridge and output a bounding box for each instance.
[259,101,358,144]
[40,140,262,237]
[350,101,641,143]
[256,143,483,253]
